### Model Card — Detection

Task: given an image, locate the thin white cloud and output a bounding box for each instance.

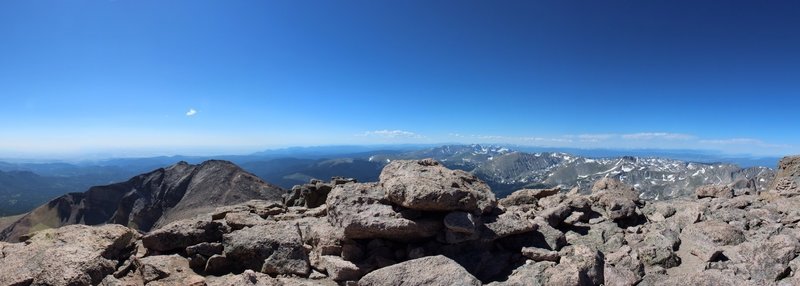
[186,108,198,117]
[621,132,694,140]
[522,137,573,143]
[361,130,423,138]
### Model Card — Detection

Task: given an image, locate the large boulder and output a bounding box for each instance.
[358,255,482,286]
[636,229,681,268]
[380,159,497,213]
[590,178,642,222]
[0,224,138,286]
[695,184,734,199]
[326,182,442,240]
[682,220,745,246]
[223,222,310,276]
[548,245,605,285]
[499,188,561,207]
[142,219,226,252]
[480,209,538,241]
[725,234,800,283]
[769,156,800,196]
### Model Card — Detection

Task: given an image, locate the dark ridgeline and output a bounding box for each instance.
[0,160,284,242]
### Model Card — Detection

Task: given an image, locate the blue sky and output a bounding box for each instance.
[0,0,799,158]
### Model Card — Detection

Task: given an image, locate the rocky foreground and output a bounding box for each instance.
[1,156,800,285]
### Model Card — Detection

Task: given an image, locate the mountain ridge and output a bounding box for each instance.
[0,160,284,242]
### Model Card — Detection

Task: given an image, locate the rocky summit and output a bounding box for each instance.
[0,160,285,242]
[1,156,800,285]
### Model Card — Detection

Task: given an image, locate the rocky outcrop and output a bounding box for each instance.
[1,160,284,242]
[0,224,138,286]
[590,178,643,224]
[4,156,800,285]
[326,182,442,240]
[695,184,734,199]
[769,156,800,195]
[381,158,497,213]
[284,177,356,208]
[358,255,481,286]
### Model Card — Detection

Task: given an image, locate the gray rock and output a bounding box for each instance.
[682,220,745,246]
[381,159,497,213]
[591,178,642,222]
[604,265,640,286]
[205,254,230,275]
[521,247,560,262]
[444,211,478,234]
[554,245,605,285]
[726,234,800,283]
[137,254,206,285]
[326,182,442,240]
[481,210,538,241]
[0,224,137,286]
[492,261,554,286]
[205,269,282,286]
[186,242,224,257]
[298,218,344,256]
[695,184,734,199]
[538,204,571,227]
[224,211,266,230]
[500,188,561,207]
[320,255,364,281]
[653,269,755,286]
[223,222,310,276]
[142,219,226,252]
[769,156,800,195]
[636,229,681,268]
[358,255,481,286]
[532,218,568,251]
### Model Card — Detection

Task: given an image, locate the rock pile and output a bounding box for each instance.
[1,156,800,285]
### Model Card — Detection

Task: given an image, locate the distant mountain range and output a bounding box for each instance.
[0,144,782,216]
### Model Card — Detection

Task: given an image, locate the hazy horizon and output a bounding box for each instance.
[2,1,799,158]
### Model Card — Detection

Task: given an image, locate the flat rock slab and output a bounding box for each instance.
[381,159,497,213]
[358,255,481,286]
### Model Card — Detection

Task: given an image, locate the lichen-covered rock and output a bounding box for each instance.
[205,270,283,286]
[636,229,681,268]
[695,184,734,199]
[358,255,481,286]
[491,261,554,286]
[137,254,206,285]
[223,222,310,276]
[682,220,745,246]
[500,188,561,207]
[142,219,226,252]
[591,178,642,222]
[769,156,800,195]
[381,159,497,213]
[0,224,138,286]
[480,210,537,241]
[319,255,364,281]
[326,182,442,240]
[553,245,605,285]
[521,247,560,262]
